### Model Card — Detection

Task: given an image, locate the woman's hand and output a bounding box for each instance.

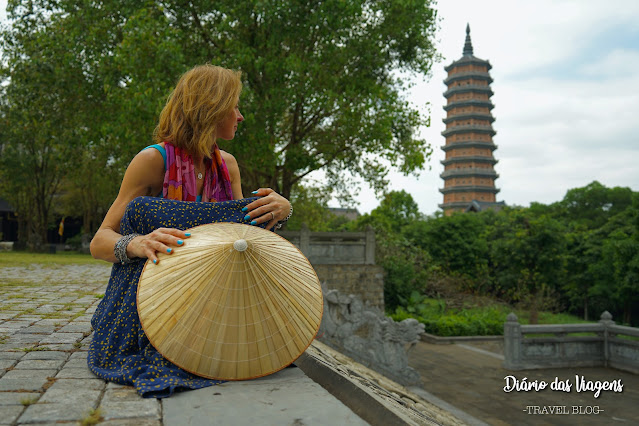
[243,188,292,230]
[127,228,191,264]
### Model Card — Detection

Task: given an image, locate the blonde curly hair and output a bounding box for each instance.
[154,64,242,159]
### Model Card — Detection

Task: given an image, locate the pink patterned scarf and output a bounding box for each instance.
[162,142,233,202]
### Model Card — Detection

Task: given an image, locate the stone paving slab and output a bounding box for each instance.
[61,357,89,368]
[1,369,57,380]
[74,314,94,322]
[57,322,92,334]
[19,401,98,423]
[0,352,24,360]
[99,420,162,426]
[39,388,101,405]
[69,351,88,360]
[55,366,99,379]
[22,351,68,361]
[15,316,44,323]
[34,319,68,327]
[14,359,65,370]
[0,376,52,392]
[99,386,161,421]
[39,332,84,345]
[0,359,17,370]
[48,378,106,392]
[5,334,42,345]
[1,321,32,330]
[41,344,76,351]
[0,406,25,425]
[0,392,40,406]
[16,326,56,334]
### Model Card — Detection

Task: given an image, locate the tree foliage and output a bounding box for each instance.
[1,0,440,245]
[350,183,639,326]
[0,8,98,248]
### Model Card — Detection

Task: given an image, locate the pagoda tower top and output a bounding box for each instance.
[463,23,473,56]
[444,26,491,72]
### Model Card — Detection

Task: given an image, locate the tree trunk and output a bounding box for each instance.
[529,291,539,325]
[583,297,589,321]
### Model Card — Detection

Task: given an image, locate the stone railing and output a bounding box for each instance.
[278,224,375,265]
[504,311,639,374]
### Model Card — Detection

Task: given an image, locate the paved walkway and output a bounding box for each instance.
[407,340,639,425]
[4,260,638,425]
[0,263,370,425]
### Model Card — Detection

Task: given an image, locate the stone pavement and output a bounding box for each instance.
[0,263,371,425]
[408,339,639,425]
[0,261,463,425]
[13,258,637,425]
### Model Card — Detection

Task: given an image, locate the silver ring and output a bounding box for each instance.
[270,212,275,220]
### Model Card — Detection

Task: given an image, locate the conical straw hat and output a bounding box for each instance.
[137,222,323,381]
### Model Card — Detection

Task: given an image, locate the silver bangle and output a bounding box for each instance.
[275,206,293,230]
[114,233,141,264]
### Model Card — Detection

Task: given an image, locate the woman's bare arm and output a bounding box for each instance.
[89,148,188,264]
[221,150,244,199]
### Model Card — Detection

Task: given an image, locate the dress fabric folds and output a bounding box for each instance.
[88,196,264,398]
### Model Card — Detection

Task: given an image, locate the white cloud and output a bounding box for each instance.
[349,0,639,215]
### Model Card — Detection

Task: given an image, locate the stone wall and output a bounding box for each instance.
[278,225,375,265]
[279,225,384,310]
[314,264,385,312]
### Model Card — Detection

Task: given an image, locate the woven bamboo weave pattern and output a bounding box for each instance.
[137,222,323,380]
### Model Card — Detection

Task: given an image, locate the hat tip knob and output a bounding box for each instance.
[233,239,248,252]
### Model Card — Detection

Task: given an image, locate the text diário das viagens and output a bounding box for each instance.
[503,375,623,398]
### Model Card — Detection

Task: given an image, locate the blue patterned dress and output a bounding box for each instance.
[88,196,265,398]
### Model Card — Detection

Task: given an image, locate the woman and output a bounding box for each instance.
[88,64,292,398]
[90,64,291,264]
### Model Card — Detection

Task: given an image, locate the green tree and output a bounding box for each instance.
[284,184,350,232]
[587,201,639,325]
[2,0,440,238]
[487,209,568,323]
[556,181,633,230]
[561,228,597,320]
[404,211,490,286]
[0,8,98,248]
[351,190,429,310]
[354,190,423,234]
[209,0,439,198]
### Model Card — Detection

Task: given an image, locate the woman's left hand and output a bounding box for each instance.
[243,188,292,230]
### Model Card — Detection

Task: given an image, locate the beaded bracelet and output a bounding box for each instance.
[275,206,294,230]
[114,233,141,264]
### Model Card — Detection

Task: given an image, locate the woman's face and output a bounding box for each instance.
[216,99,244,140]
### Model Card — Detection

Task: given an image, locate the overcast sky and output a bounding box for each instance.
[2,1,638,216]
[353,0,639,215]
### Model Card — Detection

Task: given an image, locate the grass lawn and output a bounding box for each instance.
[0,251,102,266]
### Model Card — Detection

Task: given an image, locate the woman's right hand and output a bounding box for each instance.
[127,228,192,264]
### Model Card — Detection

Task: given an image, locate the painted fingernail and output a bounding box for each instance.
[185,232,191,237]
[153,259,157,264]
[251,190,258,194]
[251,220,257,225]
[241,207,248,212]
[177,239,184,245]
[244,215,251,220]
[167,248,172,253]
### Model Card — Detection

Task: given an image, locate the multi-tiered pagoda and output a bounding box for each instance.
[439,25,504,215]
